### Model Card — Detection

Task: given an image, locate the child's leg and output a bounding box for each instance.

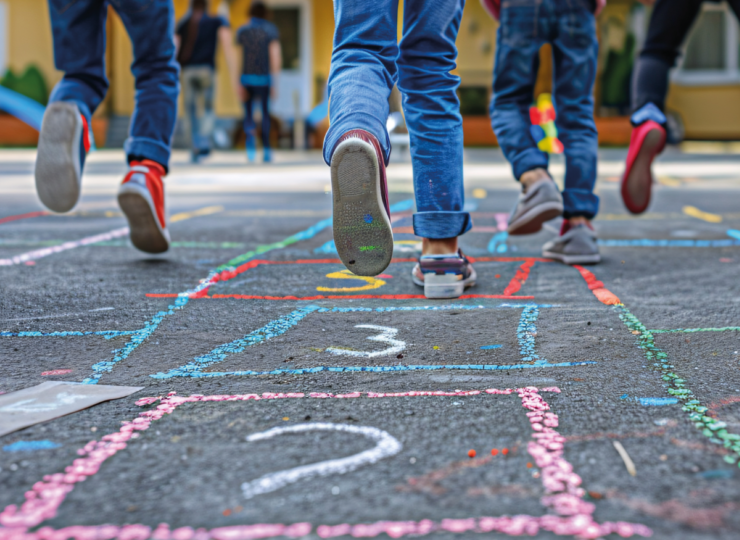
[398,0,470,253]
[490,4,562,235]
[322,0,399,166]
[243,87,257,162]
[490,5,547,185]
[543,6,600,265]
[398,0,476,299]
[551,5,599,223]
[114,1,179,171]
[258,86,271,159]
[323,0,399,277]
[35,0,109,213]
[623,0,700,214]
[632,0,702,119]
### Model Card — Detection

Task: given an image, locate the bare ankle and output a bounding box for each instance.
[568,216,589,226]
[422,237,458,256]
[520,168,550,191]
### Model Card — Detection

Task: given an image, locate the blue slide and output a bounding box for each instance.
[0,86,45,131]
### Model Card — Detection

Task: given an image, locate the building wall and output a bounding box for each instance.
[6,0,740,140]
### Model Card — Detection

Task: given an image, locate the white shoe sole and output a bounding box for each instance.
[118,180,170,254]
[34,102,83,213]
[543,250,601,265]
[330,137,393,276]
[414,266,477,299]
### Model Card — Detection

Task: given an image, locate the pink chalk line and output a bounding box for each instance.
[40,370,73,376]
[0,228,129,266]
[0,387,651,540]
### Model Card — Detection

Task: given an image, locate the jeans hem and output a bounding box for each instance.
[412,211,472,240]
[512,150,549,181]
[562,190,599,220]
[125,138,171,171]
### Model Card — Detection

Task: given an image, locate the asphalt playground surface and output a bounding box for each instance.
[1,147,740,539]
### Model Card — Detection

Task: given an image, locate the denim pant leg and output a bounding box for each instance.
[552,5,599,219]
[400,0,471,239]
[243,88,256,140]
[47,0,109,126]
[110,0,180,170]
[490,5,548,181]
[182,69,199,152]
[322,0,399,165]
[257,86,271,150]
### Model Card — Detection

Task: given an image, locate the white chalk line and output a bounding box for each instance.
[326,325,406,358]
[0,227,129,266]
[242,423,402,499]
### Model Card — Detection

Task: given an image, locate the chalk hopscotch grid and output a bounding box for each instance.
[149,303,595,380]
[0,387,651,539]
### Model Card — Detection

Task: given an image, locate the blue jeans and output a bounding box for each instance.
[323,0,472,240]
[242,84,271,150]
[182,66,215,155]
[47,0,180,169]
[490,0,599,219]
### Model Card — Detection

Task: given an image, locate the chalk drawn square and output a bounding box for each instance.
[0,387,651,539]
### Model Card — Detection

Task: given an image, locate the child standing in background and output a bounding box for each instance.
[483,0,605,265]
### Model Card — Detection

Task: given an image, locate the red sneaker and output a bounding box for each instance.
[117,160,170,253]
[330,129,393,276]
[621,120,666,215]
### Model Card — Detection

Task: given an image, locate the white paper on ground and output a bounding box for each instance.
[0,381,143,437]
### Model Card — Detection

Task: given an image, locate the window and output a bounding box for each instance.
[272,7,300,70]
[675,2,740,84]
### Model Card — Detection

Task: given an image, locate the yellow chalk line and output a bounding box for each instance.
[170,205,224,223]
[682,205,723,223]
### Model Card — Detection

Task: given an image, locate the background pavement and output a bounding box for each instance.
[1,148,739,539]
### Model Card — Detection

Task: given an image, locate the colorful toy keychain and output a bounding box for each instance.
[529,93,563,154]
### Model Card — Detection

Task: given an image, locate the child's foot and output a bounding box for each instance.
[34,102,91,213]
[542,221,600,265]
[330,129,393,276]
[507,171,563,235]
[621,120,666,214]
[412,250,476,299]
[117,160,170,254]
[246,136,257,162]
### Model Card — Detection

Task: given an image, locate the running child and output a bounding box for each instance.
[35,0,179,254]
[324,0,475,299]
[622,0,739,214]
[484,0,605,264]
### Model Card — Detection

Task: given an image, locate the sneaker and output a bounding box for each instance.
[246,135,257,162]
[507,177,564,235]
[621,120,666,215]
[117,160,170,254]
[330,129,393,276]
[412,250,477,299]
[34,102,91,213]
[542,222,600,265]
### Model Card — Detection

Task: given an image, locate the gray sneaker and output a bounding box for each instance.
[507,178,564,235]
[542,224,601,265]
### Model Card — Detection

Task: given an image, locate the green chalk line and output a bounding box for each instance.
[651,327,740,334]
[617,305,740,466]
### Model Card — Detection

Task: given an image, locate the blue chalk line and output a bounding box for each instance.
[480,345,503,350]
[151,301,589,379]
[487,231,509,254]
[1,330,138,338]
[3,440,62,452]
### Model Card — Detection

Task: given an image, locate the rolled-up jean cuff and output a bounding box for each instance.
[512,149,549,181]
[413,211,472,239]
[562,190,599,220]
[322,116,391,166]
[125,137,172,172]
